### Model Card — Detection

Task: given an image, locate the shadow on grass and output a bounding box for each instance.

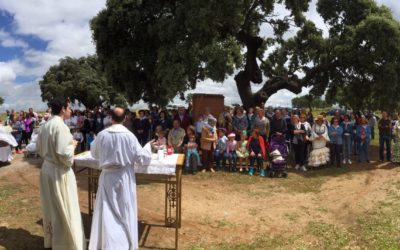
[0,226,43,249]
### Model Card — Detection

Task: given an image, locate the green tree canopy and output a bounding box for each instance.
[39,55,127,109]
[291,94,328,111]
[314,0,400,112]
[91,0,400,110]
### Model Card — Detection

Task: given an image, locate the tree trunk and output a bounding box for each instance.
[234,31,264,109]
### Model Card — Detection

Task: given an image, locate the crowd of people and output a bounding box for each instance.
[6,104,400,176]
[21,98,400,250]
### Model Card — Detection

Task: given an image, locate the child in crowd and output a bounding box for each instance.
[185,135,201,174]
[226,133,237,172]
[214,128,228,171]
[236,131,249,172]
[86,132,95,150]
[12,116,24,154]
[247,128,266,176]
[151,129,167,152]
[195,115,205,138]
[73,128,84,154]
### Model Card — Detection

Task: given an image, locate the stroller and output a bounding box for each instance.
[267,134,289,178]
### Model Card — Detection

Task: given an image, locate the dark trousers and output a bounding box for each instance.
[137,134,148,147]
[202,149,214,170]
[379,135,391,161]
[21,131,29,145]
[371,127,375,140]
[330,144,342,167]
[293,142,306,166]
[228,151,237,170]
[214,149,227,170]
[249,155,263,170]
[15,140,22,151]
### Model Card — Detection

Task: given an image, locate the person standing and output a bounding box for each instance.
[356,117,372,163]
[246,107,256,134]
[392,119,400,163]
[341,115,354,165]
[168,119,186,153]
[174,106,192,130]
[232,107,248,141]
[201,117,218,172]
[89,107,152,250]
[253,107,270,141]
[378,111,392,161]
[37,97,85,250]
[269,109,287,139]
[368,113,377,140]
[133,110,151,146]
[290,115,307,172]
[308,115,330,168]
[328,118,344,168]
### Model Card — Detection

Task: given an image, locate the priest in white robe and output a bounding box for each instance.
[37,97,86,250]
[89,107,152,250]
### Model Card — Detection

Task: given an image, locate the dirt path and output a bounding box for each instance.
[1,149,400,249]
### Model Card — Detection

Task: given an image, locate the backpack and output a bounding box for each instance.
[360,126,366,142]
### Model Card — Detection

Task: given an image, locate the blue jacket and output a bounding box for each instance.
[329,125,344,145]
[341,121,354,139]
[355,125,371,143]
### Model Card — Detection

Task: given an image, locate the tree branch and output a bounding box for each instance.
[255,61,340,101]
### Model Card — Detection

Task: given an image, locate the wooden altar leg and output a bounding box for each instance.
[175,168,182,249]
[88,167,93,216]
[165,175,179,249]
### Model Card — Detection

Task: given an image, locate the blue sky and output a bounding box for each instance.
[0,0,399,111]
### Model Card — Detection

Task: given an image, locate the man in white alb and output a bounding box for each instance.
[37,97,86,250]
[89,107,152,250]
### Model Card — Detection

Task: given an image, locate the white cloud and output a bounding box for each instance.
[0,62,16,83]
[0,0,106,111]
[377,0,400,20]
[0,29,29,48]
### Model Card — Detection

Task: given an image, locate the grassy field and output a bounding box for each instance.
[2,151,400,250]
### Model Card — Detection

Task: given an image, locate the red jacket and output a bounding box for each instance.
[247,135,266,159]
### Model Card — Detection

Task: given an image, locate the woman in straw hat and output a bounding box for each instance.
[308,115,330,168]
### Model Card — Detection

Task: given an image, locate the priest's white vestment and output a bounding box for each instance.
[89,124,152,250]
[37,115,86,250]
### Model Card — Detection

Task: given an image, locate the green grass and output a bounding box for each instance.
[216,218,235,229]
[187,179,400,250]
[188,234,304,250]
[0,185,25,215]
[350,181,400,249]
[307,221,352,249]
[190,171,331,194]
[283,212,300,222]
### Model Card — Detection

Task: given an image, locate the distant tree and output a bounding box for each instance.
[314,0,400,112]
[39,56,127,109]
[0,97,4,107]
[292,94,328,111]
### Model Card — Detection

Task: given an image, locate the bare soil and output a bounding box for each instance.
[1,146,400,249]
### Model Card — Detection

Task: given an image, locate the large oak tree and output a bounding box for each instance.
[90,0,400,110]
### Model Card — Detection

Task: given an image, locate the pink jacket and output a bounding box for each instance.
[226,140,237,154]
